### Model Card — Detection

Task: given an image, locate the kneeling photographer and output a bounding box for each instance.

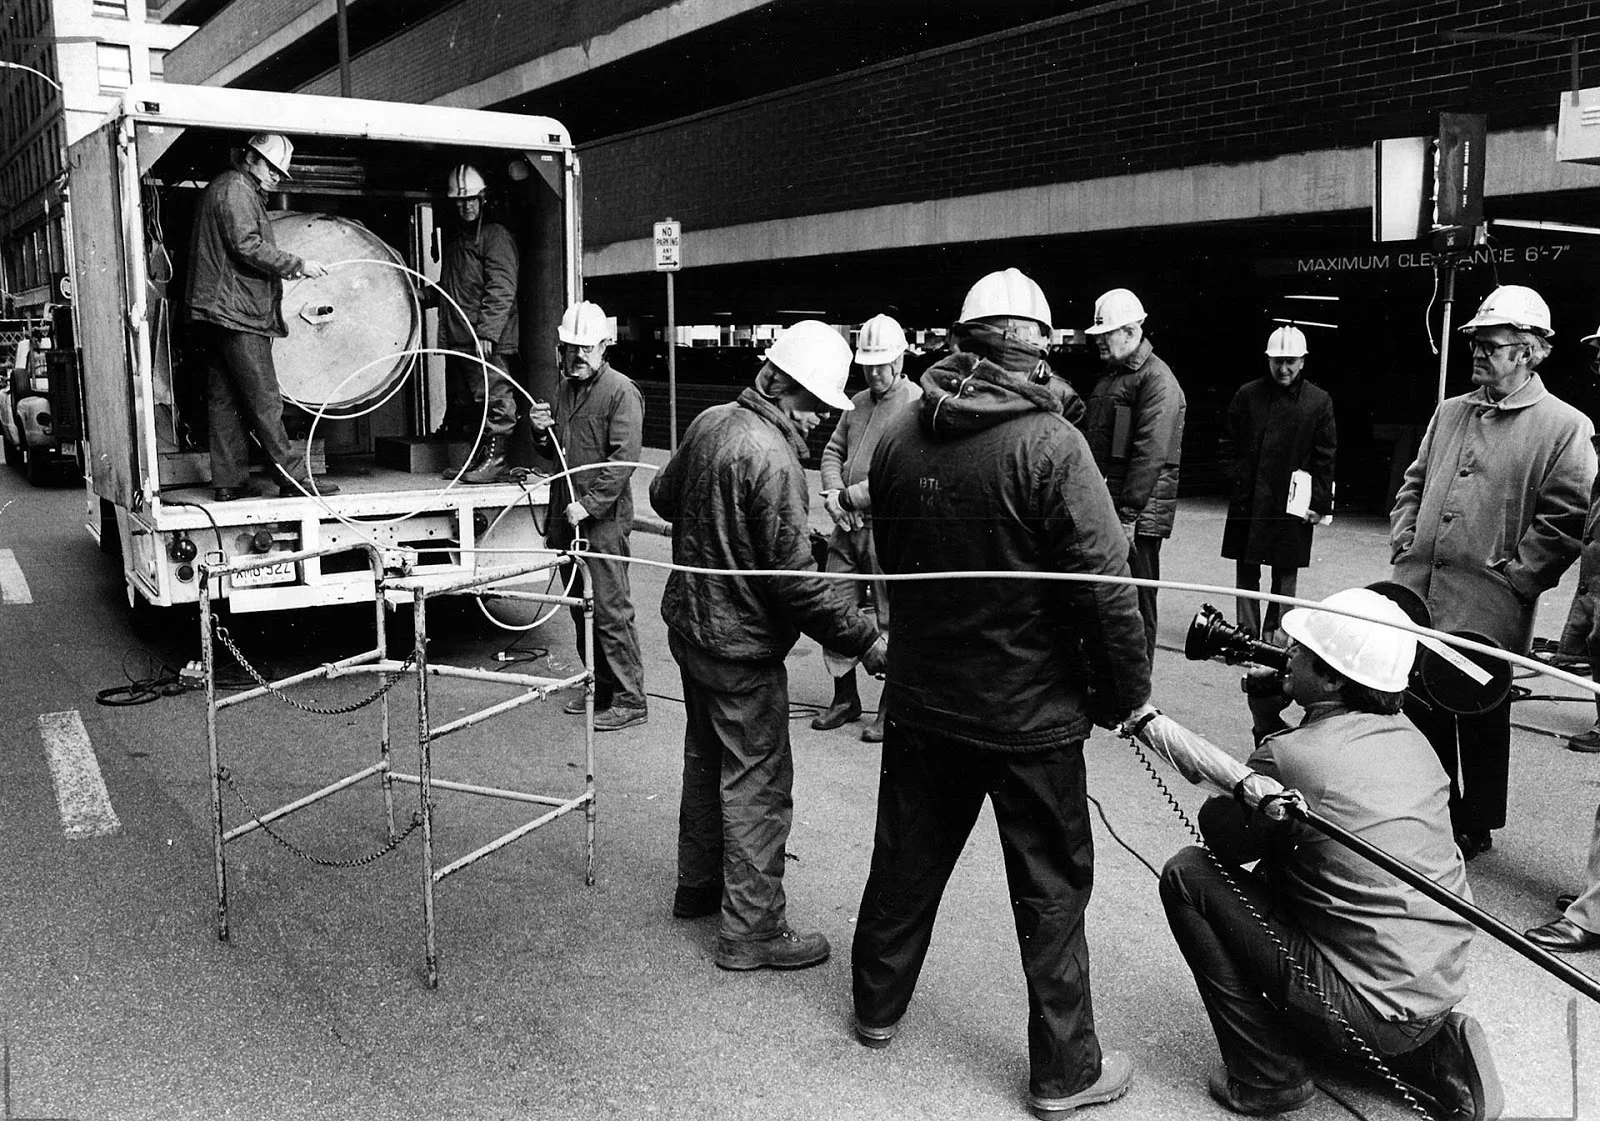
[1156,589,1500,1120]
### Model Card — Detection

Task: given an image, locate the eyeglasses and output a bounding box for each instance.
[1469,340,1522,357]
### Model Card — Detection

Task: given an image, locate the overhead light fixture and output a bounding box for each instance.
[774,309,827,316]
[1273,317,1337,329]
[1284,294,1340,302]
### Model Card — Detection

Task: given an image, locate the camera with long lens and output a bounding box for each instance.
[1184,605,1286,670]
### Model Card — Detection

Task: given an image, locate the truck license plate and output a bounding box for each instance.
[231,560,298,588]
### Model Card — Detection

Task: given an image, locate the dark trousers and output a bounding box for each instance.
[671,631,794,941]
[1234,561,1300,639]
[553,519,645,710]
[851,723,1100,1099]
[1404,695,1512,834]
[443,350,517,437]
[202,324,307,489]
[1159,846,1441,1090]
[1129,534,1163,661]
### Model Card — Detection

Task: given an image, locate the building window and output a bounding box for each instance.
[149,48,166,82]
[93,0,128,17]
[96,42,132,90]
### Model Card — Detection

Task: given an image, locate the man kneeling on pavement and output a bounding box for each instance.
[1150,588,1501,1120]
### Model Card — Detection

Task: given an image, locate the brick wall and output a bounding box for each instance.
[582,0,1596,244]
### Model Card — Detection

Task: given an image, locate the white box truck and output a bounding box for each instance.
[68,83,578,614]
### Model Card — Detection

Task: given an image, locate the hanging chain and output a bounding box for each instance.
[213,621,415,716]
[217,765,428,868]
[1124,737,1441,1121]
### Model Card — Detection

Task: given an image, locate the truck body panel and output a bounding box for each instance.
[69,84,577,613]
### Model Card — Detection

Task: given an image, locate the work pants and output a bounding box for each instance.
[1129,534,1163,662]
[1563,803,1600,935]
[1404,695,1512,835]
[1558,585,1600,720]
[671,631,794,942]
[820,523,888,662]
[1160,846,1441,1091]
[552,518,645,711]
[443,350,517,438]
[1234,561,1299,640]
[202,324,308,490]
[851,723,1100,1099]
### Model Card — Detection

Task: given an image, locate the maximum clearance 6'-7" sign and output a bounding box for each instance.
[654,220,681,271]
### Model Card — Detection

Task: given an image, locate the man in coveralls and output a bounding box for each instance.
[529,300,647,733]
[186,133,339,501]
[651,320,887,971]
[851,269,1149,1120]
[437,163,520,484]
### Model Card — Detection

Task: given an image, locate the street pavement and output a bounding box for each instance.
[0,456,1597,1121]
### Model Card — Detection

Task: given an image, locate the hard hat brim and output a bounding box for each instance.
[1581,331,1599,347]
[854,346,906,365]
[1458,314,1553,338]
[1265,349,1308,358]
[1083,322,1125,336]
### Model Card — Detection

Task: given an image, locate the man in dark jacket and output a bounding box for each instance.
[186,133,338,501]
[1221,325,1336,639]
[851,269,1150,1121]
[651,320,887,972]
[1220,325,1337,742]
[1082,287,1185,660]
[529,301,647,733]
[437,163,520,483]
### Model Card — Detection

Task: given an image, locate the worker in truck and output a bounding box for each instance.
[437,163,521,484]
[186,133,339,500]
[812,312,920,742]
[528,300,648,732]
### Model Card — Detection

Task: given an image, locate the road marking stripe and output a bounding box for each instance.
[0,548,32,604]
[39,710,122,839]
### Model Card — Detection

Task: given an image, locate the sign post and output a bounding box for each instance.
[1430,113,1486,406]
[654,219,681,450]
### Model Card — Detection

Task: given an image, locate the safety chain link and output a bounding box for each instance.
[217,765,429,868]
[213,621,415,716]
[1123,735,1441,1121]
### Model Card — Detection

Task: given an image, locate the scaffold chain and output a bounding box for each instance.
[217,765,430,868]
[213,622,415,715]
[1125,740,1440,1121]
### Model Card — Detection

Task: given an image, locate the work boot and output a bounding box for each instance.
[1204,1068,1315,1116]
[811,672,861,730]
[1389,1011,1503,1121]
[594,703,648,732]
[440,436,489,479]
[1027,1052,1135,1118]
[714,926,831,971]
[861,708,886,743]
[461,434,510,484]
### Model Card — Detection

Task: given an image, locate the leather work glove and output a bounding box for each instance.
[296,259,329,279]
[528,400,555,432]
[860,633,889,677]
[823,491,860,531]
[565,500,589,527]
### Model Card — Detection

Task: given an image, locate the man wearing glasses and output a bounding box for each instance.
[1389,284,1595,860]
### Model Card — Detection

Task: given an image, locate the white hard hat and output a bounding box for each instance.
[557,300,611,347]
[854,313,907,365]
[765,320,854,411]
[246,133,294,178]
[445,164,487,199]
[958,268,1052,332]
[1459,284,1553,338]
[1281,588,1417,693]
[1266,325,1309,358]
[1085,288,1147,335]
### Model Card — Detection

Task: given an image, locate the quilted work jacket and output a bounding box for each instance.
[651,388,878,662]
[185,168,303,337]
[869,350,1152,752]
[1081,339,1186,537]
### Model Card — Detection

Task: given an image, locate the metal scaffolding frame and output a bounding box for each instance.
[200,543,596,987]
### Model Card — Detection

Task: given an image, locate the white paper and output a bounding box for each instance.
[1285,469,1312,519]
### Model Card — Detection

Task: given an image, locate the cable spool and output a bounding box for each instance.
[1418,629,1513,715]
[269,213,419,413]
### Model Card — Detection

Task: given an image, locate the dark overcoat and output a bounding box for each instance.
[1219,375,1336,568]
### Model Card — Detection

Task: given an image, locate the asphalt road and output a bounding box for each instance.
[0,461,1597,1120]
